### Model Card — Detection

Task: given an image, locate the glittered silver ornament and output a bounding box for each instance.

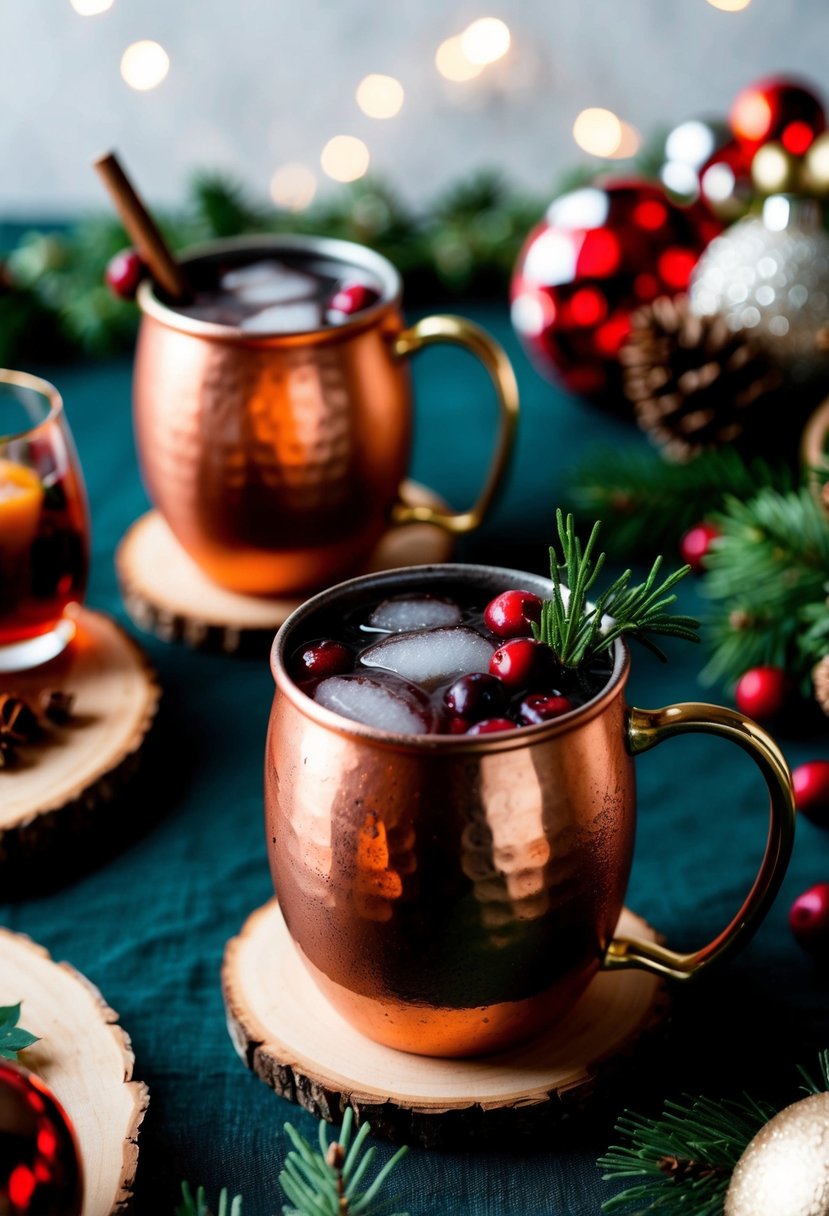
[690,195,829,381]
[725,1092,829,1216]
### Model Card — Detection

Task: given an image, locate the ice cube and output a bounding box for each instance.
[360,627,495,691]
[368,596,462,633]
[314,675,431,734]
[240,301,323,334]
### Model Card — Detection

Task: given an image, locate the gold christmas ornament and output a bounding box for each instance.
[725,1092,829,1216]
[806,134,829,195]
[752,141,798,195]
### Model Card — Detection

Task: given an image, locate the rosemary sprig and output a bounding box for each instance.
[534,511,699,668]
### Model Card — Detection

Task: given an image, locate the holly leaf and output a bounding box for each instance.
[0,1003,39,1060]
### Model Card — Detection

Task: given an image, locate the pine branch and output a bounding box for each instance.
[599,1093,776,1214]
[534,511,698,668]
[700,485,829,688]
[0,1003,39,1060]
[176,1183,242,1216]
[566,446,791,561]
[279,1111,409,1216]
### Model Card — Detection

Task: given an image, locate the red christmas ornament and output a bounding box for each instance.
[0,1059,83,1215]
[789,881,829,954]
[792,760,829,827]
[510,179,720,407]
[104,248,145,300]
[734,665,793,724]
[729,77,826,155]
[679,522,720,574]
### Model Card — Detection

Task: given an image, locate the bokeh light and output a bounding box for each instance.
[460,18,511,65]
[270,164,317,211]
[321,136,370,183]
[356,74,404,119]
[573,108,624,157]
[120,40,170,91]
[609,121,642,159]
[705,0,752,9]
[435,36,484,82]
[70,0,114,13]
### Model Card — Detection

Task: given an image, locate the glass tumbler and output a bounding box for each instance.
[0,370,89,671]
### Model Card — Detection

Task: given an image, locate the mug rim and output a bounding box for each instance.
[0,369,64,444]
[271,562,630,751]
[136,233,403,342]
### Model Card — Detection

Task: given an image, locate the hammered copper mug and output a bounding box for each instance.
[133,236,518,595]
[265,563,796,1058]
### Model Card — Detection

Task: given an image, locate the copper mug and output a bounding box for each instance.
[265,563,796,1058]
[133,236,518,595]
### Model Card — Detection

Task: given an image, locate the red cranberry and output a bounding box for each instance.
[489,638,547,688]
[789,882,829,953]
[484,590,543,639]
[519,693,572,724]
[793,761,829,827]
[327,282,381,318]
[105,248,145,300]
[679,522,720,575]
[294,639,353,681]
[444,672,506,722]
[734,666,793,724]
[466,718,515,735]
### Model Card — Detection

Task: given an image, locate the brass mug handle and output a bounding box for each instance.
[603,702,796,981]
[391,315,519,534]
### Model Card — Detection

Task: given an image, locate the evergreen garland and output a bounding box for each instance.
[565,446,791,561]
[0,170,543,364]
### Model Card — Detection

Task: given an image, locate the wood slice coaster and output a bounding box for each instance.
[0,609,160,886]
[222,899,668,1149]
[0,926,148,1214]
[116,481,455,654]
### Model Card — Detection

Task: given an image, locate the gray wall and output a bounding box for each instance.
[2,0,826,216]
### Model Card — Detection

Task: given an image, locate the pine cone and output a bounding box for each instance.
[620,295,784,461]
[813,653,829,715]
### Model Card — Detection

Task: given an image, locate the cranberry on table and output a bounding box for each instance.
[466,718,516,735]
[294,639,354,681]
[734,665,793,724]
[484,590,543,639]
[793,761,829,827]
[444,672,506,722]
[327,282,381,318]
[789,882,829,954]
[105,248,145,300]
[679,522,720,575]
[490,638,550,688]
[519,693,572,724]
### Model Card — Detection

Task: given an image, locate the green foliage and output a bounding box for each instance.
[599,1093,777,1215]
[0,166,549,364]
[0,1003,39,1061]
[177,1183,242,1216]
[535,510,699,667]
[701,485,829,688]
[279,1110,409,1216]
[566,445,790,561]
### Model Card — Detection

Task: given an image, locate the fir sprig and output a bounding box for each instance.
[177,1183,241,1216]
[598,1093,777,1215]
[566,446,791,561]
[0,1003,39,1060]
[534,511,699,668]
[701,484,829,689]
[280,1110,408,1216]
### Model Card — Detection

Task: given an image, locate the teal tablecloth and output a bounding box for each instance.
[1,303,827,1214]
